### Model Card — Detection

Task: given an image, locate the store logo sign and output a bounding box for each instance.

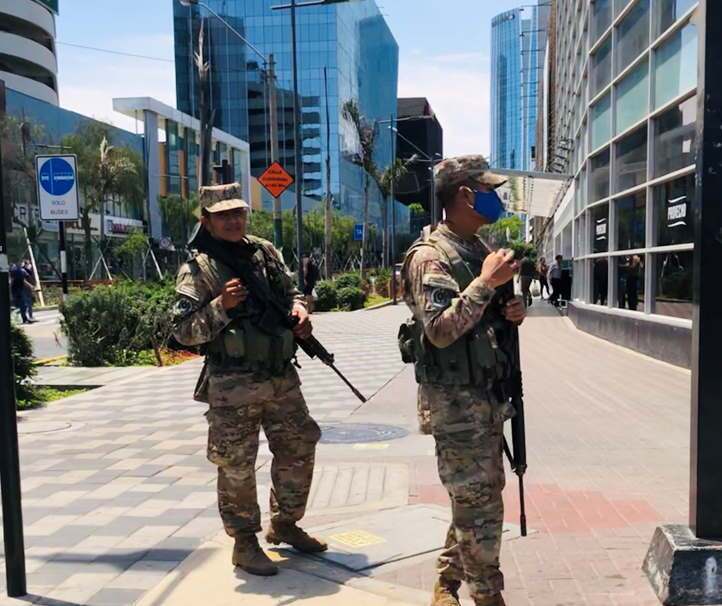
[596,218,607,240]
[667,196,688,228]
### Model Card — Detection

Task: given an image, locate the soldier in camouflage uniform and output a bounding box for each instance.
[173,183,327,578]
[399,157,526,606]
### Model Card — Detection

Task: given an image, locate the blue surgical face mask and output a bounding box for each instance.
[472,190,505,223]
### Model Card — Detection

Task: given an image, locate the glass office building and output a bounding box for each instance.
[544,0,698,367]
[491,4,548,171]
[173,0,400,227]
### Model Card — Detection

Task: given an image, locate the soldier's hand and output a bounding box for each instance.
[221,279,248,310]
[292,304,313,339]
[480,249,518,289]
[503,296,526,325]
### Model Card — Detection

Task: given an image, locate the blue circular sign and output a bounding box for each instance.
[39,157,75,196]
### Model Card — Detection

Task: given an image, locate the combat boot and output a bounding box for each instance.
[266,521,328,553]
[430,579,461,606]
[474,593,506,606]
[232,535,278,576]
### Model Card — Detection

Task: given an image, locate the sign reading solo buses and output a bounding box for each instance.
[35,155,80,221]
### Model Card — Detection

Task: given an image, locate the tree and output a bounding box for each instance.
[378,159,408,268]
[479,214,524,248]
[62,123,144,277]
[159,193,199,247]
[342,100,379,279]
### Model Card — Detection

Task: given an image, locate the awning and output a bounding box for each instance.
[490,168,572,218]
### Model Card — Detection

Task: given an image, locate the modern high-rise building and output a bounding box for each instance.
[491,3,549,171]
[0,0,59,105]
[538,0,699,367]
[173,0,400,226]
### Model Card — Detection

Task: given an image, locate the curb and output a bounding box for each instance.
[364,300,395,311]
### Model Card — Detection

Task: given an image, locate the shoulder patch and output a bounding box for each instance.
[422,273,460,291]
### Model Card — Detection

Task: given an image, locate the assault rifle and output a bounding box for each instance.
[497,281,528,537]
[189,224,367,403]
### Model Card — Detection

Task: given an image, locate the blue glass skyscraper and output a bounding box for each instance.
[173,0,399,225]
[491,3,548,171]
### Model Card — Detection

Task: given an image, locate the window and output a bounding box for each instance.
[592,203,610,253]
[591,148,611,202]
[655,251,693,319]
[653,96,696,177]
[575,213,587,256]
[591,36,612,96]
[615,0,650,76]
[654,22,697,109]
[591,93,612,150]
[615,0,632,15]
[615,126,647,193]
[617,255,645,311]
[654,174,695,246]
[616,60,649,134]
[656,0,697,36]
[616,192,646,250]
[591,0,613,42]
[593,258,609,304]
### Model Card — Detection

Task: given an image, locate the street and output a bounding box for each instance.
[0,305,691,605]
[16,309,66,361]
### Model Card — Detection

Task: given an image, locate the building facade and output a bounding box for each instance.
[541,0,699,367]
[491,3,549,171]
[0,0,59,105]
[173,0,402,230]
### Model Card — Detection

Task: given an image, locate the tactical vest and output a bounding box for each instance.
[398,231,511,389]
[196,236,296,377]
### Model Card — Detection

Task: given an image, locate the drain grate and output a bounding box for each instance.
[319,423,408,444]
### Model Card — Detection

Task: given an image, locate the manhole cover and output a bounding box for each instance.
[320,423,408,444]
[17,420,73,435]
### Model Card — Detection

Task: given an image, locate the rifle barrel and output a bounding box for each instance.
[328,363,367,403]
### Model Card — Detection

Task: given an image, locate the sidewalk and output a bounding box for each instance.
[0,303,691,605]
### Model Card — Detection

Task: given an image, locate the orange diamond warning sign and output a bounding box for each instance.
[258,162,295,198]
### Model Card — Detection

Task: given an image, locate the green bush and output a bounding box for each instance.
[372,268,392,297]
[335,273,362,290]
[61,280,176,367]
[10,324,42,409]
[314,280,338,311]
[337,286,366,311]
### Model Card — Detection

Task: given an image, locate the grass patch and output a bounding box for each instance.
[364,294,390,308]
[133,349,199,367]
[17,386,92,410]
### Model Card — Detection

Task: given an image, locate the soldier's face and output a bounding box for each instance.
[202,208,248,243]
[457,184,493,229]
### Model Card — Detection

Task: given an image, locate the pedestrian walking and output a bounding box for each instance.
[172,183,326,579]
[10,262,34,324]
[548,254,563,306]
[537,257,550,299]
[301,254,320,314]
[519,254,535,307]
[400,155,526,606]
[22,259,36,321]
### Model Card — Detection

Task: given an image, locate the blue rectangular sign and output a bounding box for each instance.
[353,223,363,241]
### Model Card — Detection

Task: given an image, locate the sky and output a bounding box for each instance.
[55,0,523,157]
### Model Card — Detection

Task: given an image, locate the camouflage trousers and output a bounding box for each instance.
[421,383,513,600]
[205,366,321,537]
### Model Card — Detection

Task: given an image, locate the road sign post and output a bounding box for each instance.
[0,84,27,597]
[35,155,80,300]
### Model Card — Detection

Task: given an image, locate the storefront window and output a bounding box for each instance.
[654,174,695,246]
[615,0,650,76]
[617,192,646,250]
[653,96,696,177]
[656,0,697,36]
[655,251,693,319]
[592,203,610,253]
[591,36,612,97]
[591,93,612,150]
[615,125,647,193]
[590,148,611,202]
[592,0,613,43]
[593,258,609,305]
[654,22,697,109]
[616,60,649,134]
[617,255,645,311]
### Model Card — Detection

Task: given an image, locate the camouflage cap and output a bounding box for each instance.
[199,183,249,213]
[433,155,507,192]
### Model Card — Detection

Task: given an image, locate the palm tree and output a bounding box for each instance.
[63,124,143,277]
[378,159,408,268]
[342,100,379,279]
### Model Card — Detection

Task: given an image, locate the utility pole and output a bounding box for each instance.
[290,0,305,291]
[324,67,333,279]
[0,79,27,598]
[268,54,283,248]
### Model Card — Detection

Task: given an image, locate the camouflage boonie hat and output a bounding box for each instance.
[199,183,249,213]
[433,155,507,192]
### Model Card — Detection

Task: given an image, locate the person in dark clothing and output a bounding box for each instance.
[10,263,34,324]
[548,255,563,307]
[537,258,550,299]
[593,258,608,305]
[22,259,36,321]
[519,255,536,307]
[301,255,320,314]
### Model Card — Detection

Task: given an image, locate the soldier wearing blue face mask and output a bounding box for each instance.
[400,155,526,606]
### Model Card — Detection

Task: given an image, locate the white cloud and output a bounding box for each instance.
[398,52,490,158]
[56,34,176,132]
